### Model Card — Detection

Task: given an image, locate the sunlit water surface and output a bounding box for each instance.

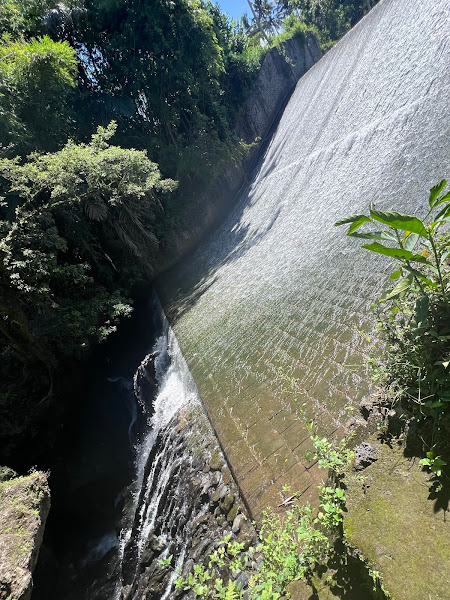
[157,0,450,514]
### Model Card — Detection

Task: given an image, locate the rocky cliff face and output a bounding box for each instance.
[156,33,322,274]
[0,471,50,600]
[120,404,258,600]
[236,33,321,145]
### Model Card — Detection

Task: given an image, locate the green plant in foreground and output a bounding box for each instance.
[309,426,354,471]
[335,180,450,303]
[175,433,351,599]
[336,181,450,455]
[419,451,447,477]
[318,486,346,528]
[175,503,331,599]
[157,554,173,568]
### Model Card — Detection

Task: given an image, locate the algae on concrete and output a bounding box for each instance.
[344,437,450,600]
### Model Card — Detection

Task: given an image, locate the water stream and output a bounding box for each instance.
[34,296,247,600]
[115,314,203,599]
[33,298,205,599]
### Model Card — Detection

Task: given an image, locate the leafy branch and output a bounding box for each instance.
[336,180,450,483]
[335,179,450,306]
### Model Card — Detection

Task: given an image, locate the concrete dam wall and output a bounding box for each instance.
[157,0,450,517]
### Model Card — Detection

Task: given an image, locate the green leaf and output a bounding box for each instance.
[415,294,429,324]
[362,242,415,260]
[403,265,437,287]
[381,274,414,301]
[412,256,436,268]
[347,216,373,234]
[435,191,450,206]
[404,232,419,252]
[389,269,402,280]
[369,206,428,236]
[349,230,397,241]
[334,214,371,227]
[433,203,450,222]
[429,179,447,208]
[424,400,443,408]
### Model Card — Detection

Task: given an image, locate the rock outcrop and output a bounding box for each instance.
[0,471,50,600]
[235,33,321,145]
[120,404,258,599]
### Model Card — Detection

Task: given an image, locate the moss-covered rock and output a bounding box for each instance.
[0,471,50,600]
[344,437,450,600]
[209,450,222,471]
[226,504,239,523]
[221,466,231,485]
[220,493,234,514]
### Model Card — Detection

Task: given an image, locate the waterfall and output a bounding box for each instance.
[96,297,255,600]
[113,309,202,599]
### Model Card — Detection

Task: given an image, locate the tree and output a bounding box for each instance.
[0,35,77,153]
[274,0,380,48]
[0,122,176,368]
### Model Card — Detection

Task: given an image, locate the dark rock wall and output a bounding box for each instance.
[236,33,321,145]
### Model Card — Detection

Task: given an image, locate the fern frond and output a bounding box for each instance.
[84,197,108,221]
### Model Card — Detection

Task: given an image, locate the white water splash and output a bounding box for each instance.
[160,545,187,600]
[151,330,199,430]
[114,309,202,599]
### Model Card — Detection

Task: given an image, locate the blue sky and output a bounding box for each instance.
[215,0,249,20]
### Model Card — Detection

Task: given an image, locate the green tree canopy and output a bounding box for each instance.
[0,35,77,153]
[75,0,264,183]
[0,122,176,366]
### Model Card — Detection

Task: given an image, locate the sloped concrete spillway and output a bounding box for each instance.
[157,0,450,517]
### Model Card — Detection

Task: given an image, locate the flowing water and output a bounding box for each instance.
[33,300,214,600]
[116,315,203,599]
[157,0,450,515]
[106,305,252,600]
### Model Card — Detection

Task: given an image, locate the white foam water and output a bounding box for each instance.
[113,305,202,599]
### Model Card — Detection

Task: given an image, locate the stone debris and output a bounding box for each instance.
[354,442,379,471]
